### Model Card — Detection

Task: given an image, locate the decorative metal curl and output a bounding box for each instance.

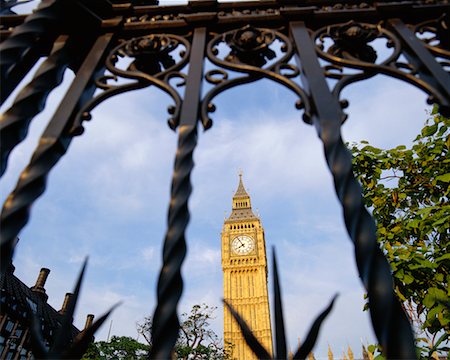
[0,0,63,104]
[315,21,449,112]
[0,36,72,178]
[326,21,380,63]
[121,35,181,75]
[71,34,190,134]
[414,14,450,59]
[224,25,277,67]
[149,124,197,359]
[202,25,312,128]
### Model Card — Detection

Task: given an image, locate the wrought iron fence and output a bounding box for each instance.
[1,0,449,358]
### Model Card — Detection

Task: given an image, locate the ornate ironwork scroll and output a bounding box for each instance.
[314,19,450,116]
[202,24,312,128]
[1,1,450,359]
[71,32,190,134]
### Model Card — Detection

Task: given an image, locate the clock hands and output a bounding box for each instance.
[232,235,253,254]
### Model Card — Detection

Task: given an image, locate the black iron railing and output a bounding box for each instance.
[1,0,449,358]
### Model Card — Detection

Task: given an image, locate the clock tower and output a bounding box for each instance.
[222,174,273,359]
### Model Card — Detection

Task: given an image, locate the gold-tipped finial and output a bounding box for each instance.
[328,344,334,360]
[348,345,354,360]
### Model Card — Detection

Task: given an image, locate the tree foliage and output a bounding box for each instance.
[81,335,149,360]
[82,304,228,360]
[137,303,230,360]
[350,107,450,358]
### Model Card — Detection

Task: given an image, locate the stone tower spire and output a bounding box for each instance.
[222,173,272,359]
[228,173,257,221]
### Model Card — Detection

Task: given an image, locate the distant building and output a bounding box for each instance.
[0,263,92,359]
[222,174,273,359]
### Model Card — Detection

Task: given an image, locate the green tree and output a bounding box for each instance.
[350,107,450,358]
[137,303,230,360]
[81,335,149,359]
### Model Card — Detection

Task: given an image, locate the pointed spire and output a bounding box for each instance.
[362,345,370,360]
[234,171,250,198]
[226,172,257,221]
[328,345,334,360]
[348,345,354,360]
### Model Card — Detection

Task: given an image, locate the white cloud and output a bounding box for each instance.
[342,74,431,148]
[142,246,156,262]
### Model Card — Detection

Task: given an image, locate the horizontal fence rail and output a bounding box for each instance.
[1,0,449,358]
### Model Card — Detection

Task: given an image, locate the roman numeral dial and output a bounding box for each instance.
[231,235,255,255]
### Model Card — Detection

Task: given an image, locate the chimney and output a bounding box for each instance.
[59,293,73,315]
[6,237,19,274]
[84,314,95,330]
[30,268,50,301]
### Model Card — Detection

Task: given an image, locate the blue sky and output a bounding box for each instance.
[1,1,433,358]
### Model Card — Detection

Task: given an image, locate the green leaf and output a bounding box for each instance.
[436,173,450,182]
[362,145,382,154]
[422,124,438,136]
[436,253,450,263]
[403,274,414,284]
[424,294,436,308]
[352,110,450,357]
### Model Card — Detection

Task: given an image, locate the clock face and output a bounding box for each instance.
[231,235,255,255]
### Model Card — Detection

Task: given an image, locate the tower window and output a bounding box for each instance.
[5,320,14,332]
[26,297,37,314]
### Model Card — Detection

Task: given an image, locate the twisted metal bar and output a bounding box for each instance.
[0,36,73,177]
[290,22,416,359]
[0,34,113,275]
[149,124,197,359]
[0,0,63,105]
[150,27,206,358]
[321,132,416,358]
[0,137,70,275]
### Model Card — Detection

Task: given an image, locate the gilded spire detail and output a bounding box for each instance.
[234,171,250,198]
[226,173,256,221]
[348,345,354,360]
[328,345,334,360]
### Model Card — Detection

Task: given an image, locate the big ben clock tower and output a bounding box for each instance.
[222,173,273,359]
